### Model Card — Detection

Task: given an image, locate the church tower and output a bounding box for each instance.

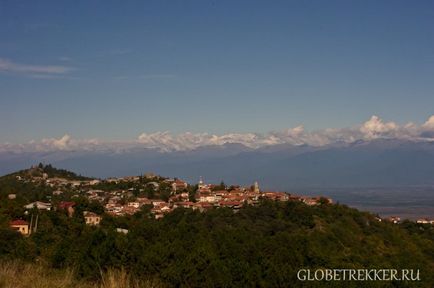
[253,181,260,193]
[198,176,205,190]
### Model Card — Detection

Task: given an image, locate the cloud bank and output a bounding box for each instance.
[0,58,73,77]
[2,115,434,153]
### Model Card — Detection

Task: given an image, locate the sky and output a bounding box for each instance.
[1,0,434,144]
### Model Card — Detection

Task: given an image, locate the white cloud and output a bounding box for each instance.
[2,115,434,153]
[41,134,71,150]
[289,125,304,136]
[422,115,434,130]
[0,58,73,76]
[360,115,398,139]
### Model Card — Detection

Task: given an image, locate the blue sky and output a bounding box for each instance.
[1,0,434,143]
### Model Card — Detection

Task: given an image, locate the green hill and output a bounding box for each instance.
[0,201,433,287]
[9,163,92,180]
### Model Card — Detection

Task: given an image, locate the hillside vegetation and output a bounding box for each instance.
[0,200,433,287]
[0,166,433,287]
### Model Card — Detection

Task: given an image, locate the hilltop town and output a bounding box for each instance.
[4,164,434,237]
[5,164,334,234]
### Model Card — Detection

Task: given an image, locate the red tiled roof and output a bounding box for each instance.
[219,201,242,206]
[213,190,227,194]
[10,219,28,226]
[196,202,213,208]
[58,201,76,209]
[176,201,194,206]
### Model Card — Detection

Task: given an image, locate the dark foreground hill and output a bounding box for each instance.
[0,200,433,287]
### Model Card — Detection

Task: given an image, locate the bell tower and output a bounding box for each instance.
[253,181,260,193]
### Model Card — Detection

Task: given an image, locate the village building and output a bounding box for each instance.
[53,190,64,196]
[386,216,401,224]
[262,192,289,202]
[136,197,152,205]
[171,179,188,192]
[173,201,195,209]
[122,206,139,215]
[194,202,214,212]
[127,201,140,208]
[89,179,101,185]
[416,218,431,224]
[58,201,76,217]
[83,211,102,225]
[116,228,129,234]
[198,192,218,203]
[10,220,29,235]
[24,201,52,211]
[219,201,243,210]
[151,200,166,207]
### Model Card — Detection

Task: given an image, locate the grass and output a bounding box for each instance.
[0,261,165,288]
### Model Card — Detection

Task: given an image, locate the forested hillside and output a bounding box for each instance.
[0,199,433,287]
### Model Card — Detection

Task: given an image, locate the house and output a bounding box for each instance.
[263,192,289,202]
[151,200,166,207]
[137,197,152,205]
[83,211,102,225]
[198,192,218,203]
[300,196,319,206]
[298,195,332,205]
[53,190,64,196]
[143,172,156,179]
[107,178,120,183]
[24,201,52,211]
[386,216,401,224]
[10,220,29,235]
[416,218,430,224]
[171,179,188,192]
[127,202,140,208]
[122,206,139,215]
[70,181,82,187]
[173,201,195,209]
[160,205,171,213]
[8,194,16,200]
[219,201,243,209]
[146,182,160,189]
[108,196,121,204]
[193,202,214,212]
[116,228,129,234]
[288,195,301,201]
[122,176,140,182]
[89,179,101,185]
[105,204,123,216]
[58,201,76,217]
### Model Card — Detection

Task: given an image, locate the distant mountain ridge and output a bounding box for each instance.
[1,139,434,189]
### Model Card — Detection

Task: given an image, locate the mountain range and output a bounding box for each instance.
[1,138,434,190]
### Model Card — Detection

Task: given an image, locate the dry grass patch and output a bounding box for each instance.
[0,262,165,288]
